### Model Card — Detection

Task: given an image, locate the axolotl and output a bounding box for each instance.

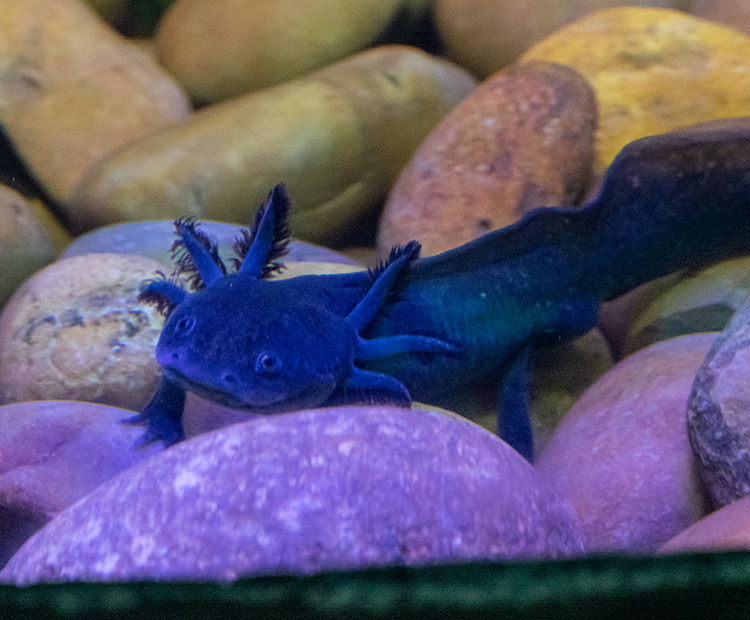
[130,122,750,461]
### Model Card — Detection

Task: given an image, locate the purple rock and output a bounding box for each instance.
[0,401,162,567]
[1,406,582,583]
[60,220,361,267]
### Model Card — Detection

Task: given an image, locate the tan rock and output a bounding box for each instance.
[536,334,713,554]
[0,0,190,203]
[521,7,750,175]
[377,60,596,257]
[0,254,166,411]
[157,0,429,102]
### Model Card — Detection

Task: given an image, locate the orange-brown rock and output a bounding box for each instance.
[377,60,596,257]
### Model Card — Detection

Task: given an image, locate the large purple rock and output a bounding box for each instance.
[1,406,582,583]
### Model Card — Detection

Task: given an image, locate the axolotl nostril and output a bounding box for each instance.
[131,121,750,461]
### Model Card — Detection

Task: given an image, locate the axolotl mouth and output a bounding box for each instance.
[160,366,292,413]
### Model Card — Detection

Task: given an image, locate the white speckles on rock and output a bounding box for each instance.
[94,552,121,576]
[130,536,156,567]
[337,440,356,456]
[172,468,201,498]
[1,406,583,583]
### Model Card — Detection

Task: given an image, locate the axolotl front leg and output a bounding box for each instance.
[341,241,460,405]
[123,276,190,447]
[125,374,187,447]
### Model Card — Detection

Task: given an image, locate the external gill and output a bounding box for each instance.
[139,184,293,317]
[138,273,190,318]
[232,184,291,277]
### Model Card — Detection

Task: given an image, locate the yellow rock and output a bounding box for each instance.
[436,0,690,79]
[521,7,750,174]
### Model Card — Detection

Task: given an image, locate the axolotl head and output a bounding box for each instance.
[155,274,358,413]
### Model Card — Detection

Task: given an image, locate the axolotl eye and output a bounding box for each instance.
[254,351,281,377]
[173,315,196,336]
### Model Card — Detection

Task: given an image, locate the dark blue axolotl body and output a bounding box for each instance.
[131,122,750,461]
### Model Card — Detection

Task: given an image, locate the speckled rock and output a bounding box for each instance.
[377,60,596,257]
[0,401,161,568]
[0,0,190,204]
[0,254,166,410]
[536,334,713,554]
[687,294,750,509]
[0,185,66,307]
[435,0,690,79]
[520,7,750,175]
[0,406,584,583]
[659,494,750,554]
